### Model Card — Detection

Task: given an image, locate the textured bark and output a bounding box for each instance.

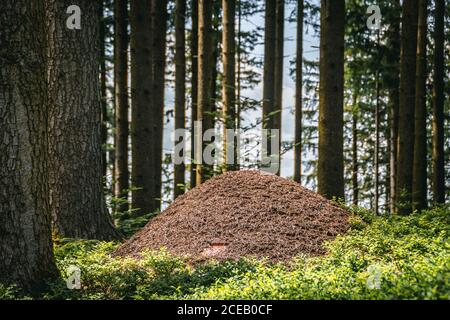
[273,0,284,176]
[148,0,167,208]
[294,0,304,184]
[317,0,345,200]
[412,0,428,211]
[387,1,401,214]
[99,1,108,179]
[0,0,59,291]
[352,95,358,206]
[374,31,381,215]
[174,0,186,198]
[396,0,418,214]
[196,0,214,185]
[432,0,445,204]
[114,0,130,212]
[222,0,237,171]
[190,0,199,188]
[46,0,120,239]
[262,0,276,156]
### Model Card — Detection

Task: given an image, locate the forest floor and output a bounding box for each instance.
[1,204,449,300]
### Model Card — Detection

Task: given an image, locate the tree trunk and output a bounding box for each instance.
[317,0,345,200]
[190,0,199,188]
[0,0,59,292]
[273,0,284,176]
[294,0,304,184]
[374,31,381,215]
[222,0,237,171]
[114,0,130,213]
[396,0,418,214]
[100,1,108,180]
[262,0,276,157]
[352,95,359,206]
[412,0,428,211]
[174,0,186,198]
[46,0,119,239]
[387,0,401,214]
[196,0,214,185]
[432,0,445,204]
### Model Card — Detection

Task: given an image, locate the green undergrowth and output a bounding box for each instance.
[1,205,449,300]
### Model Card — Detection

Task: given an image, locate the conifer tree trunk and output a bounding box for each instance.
[352,94,359,206]
[294,0,304,184]
[396,0,419,214]
[374,31,381,215]
[412,0,428,211]
[432,0,445,204]
[196,0,214,185]
[190,0,199,188]
[317,0,345,200]
[273,0,284,176]
[222,0,237,171]
[0,0,59,291]
[262,0,276,157]
[114,0,130,212]
[46,0,119,239]
[100,1,108,179]
[174,0,186,198]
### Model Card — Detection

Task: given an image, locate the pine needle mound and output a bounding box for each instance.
[114,170,350,262]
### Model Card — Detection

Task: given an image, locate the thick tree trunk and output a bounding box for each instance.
[114,0,130,212]
[432,0,445,204]
[0,0,59,291]
[396,0,418,214]
[222,0,237,171]
[262,0,276,157]
[317,0,345,200]
[100,1,108,180]
[46,0,120,239]
[196,0,214,185]
[174,0,186,198]
[190,0,199,188]
[412,0,428,211]
[273,0,284,176]
[294,0,304,184]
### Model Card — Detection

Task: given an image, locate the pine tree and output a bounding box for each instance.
[190,0,199,188]
[294,0,304,184]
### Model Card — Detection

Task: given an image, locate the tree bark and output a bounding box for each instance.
[273,0,284,176]
[317,0,345,200]
[196,0,214,185]
[262,0,276,157]
[174,0,186,198]
[0,0,59,291]
[352,94,358,206]
[432,0,445,204]
[46,0,120,239]
[294,0,304,184]
[374,31,381,215]
[396,0,419,214]
[412,0,428,211]
[99,1,108,180]
[114,0,130,212]
[190,0,199,188]
[222,0,237,171]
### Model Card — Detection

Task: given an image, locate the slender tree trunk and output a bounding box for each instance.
[149,0,168,210]
[0,0,59,292]
[374,31,381,215]
[352,96,359,206]
[294,0,304,184]
[273,0,284,176]
[236,0,242,170]
[412,0,428,211]
[114,0,130,212]
[174,0,186,198]
[387,0,401,214]
[262,0,276,157]
[317,0,345,200]
[396,0,418,214]
[196,0,214,185]
[100,1,108,179]
[432,0,445,204]
[46,0,119,239]
[222,0,237,171]
[190,0,199,188]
